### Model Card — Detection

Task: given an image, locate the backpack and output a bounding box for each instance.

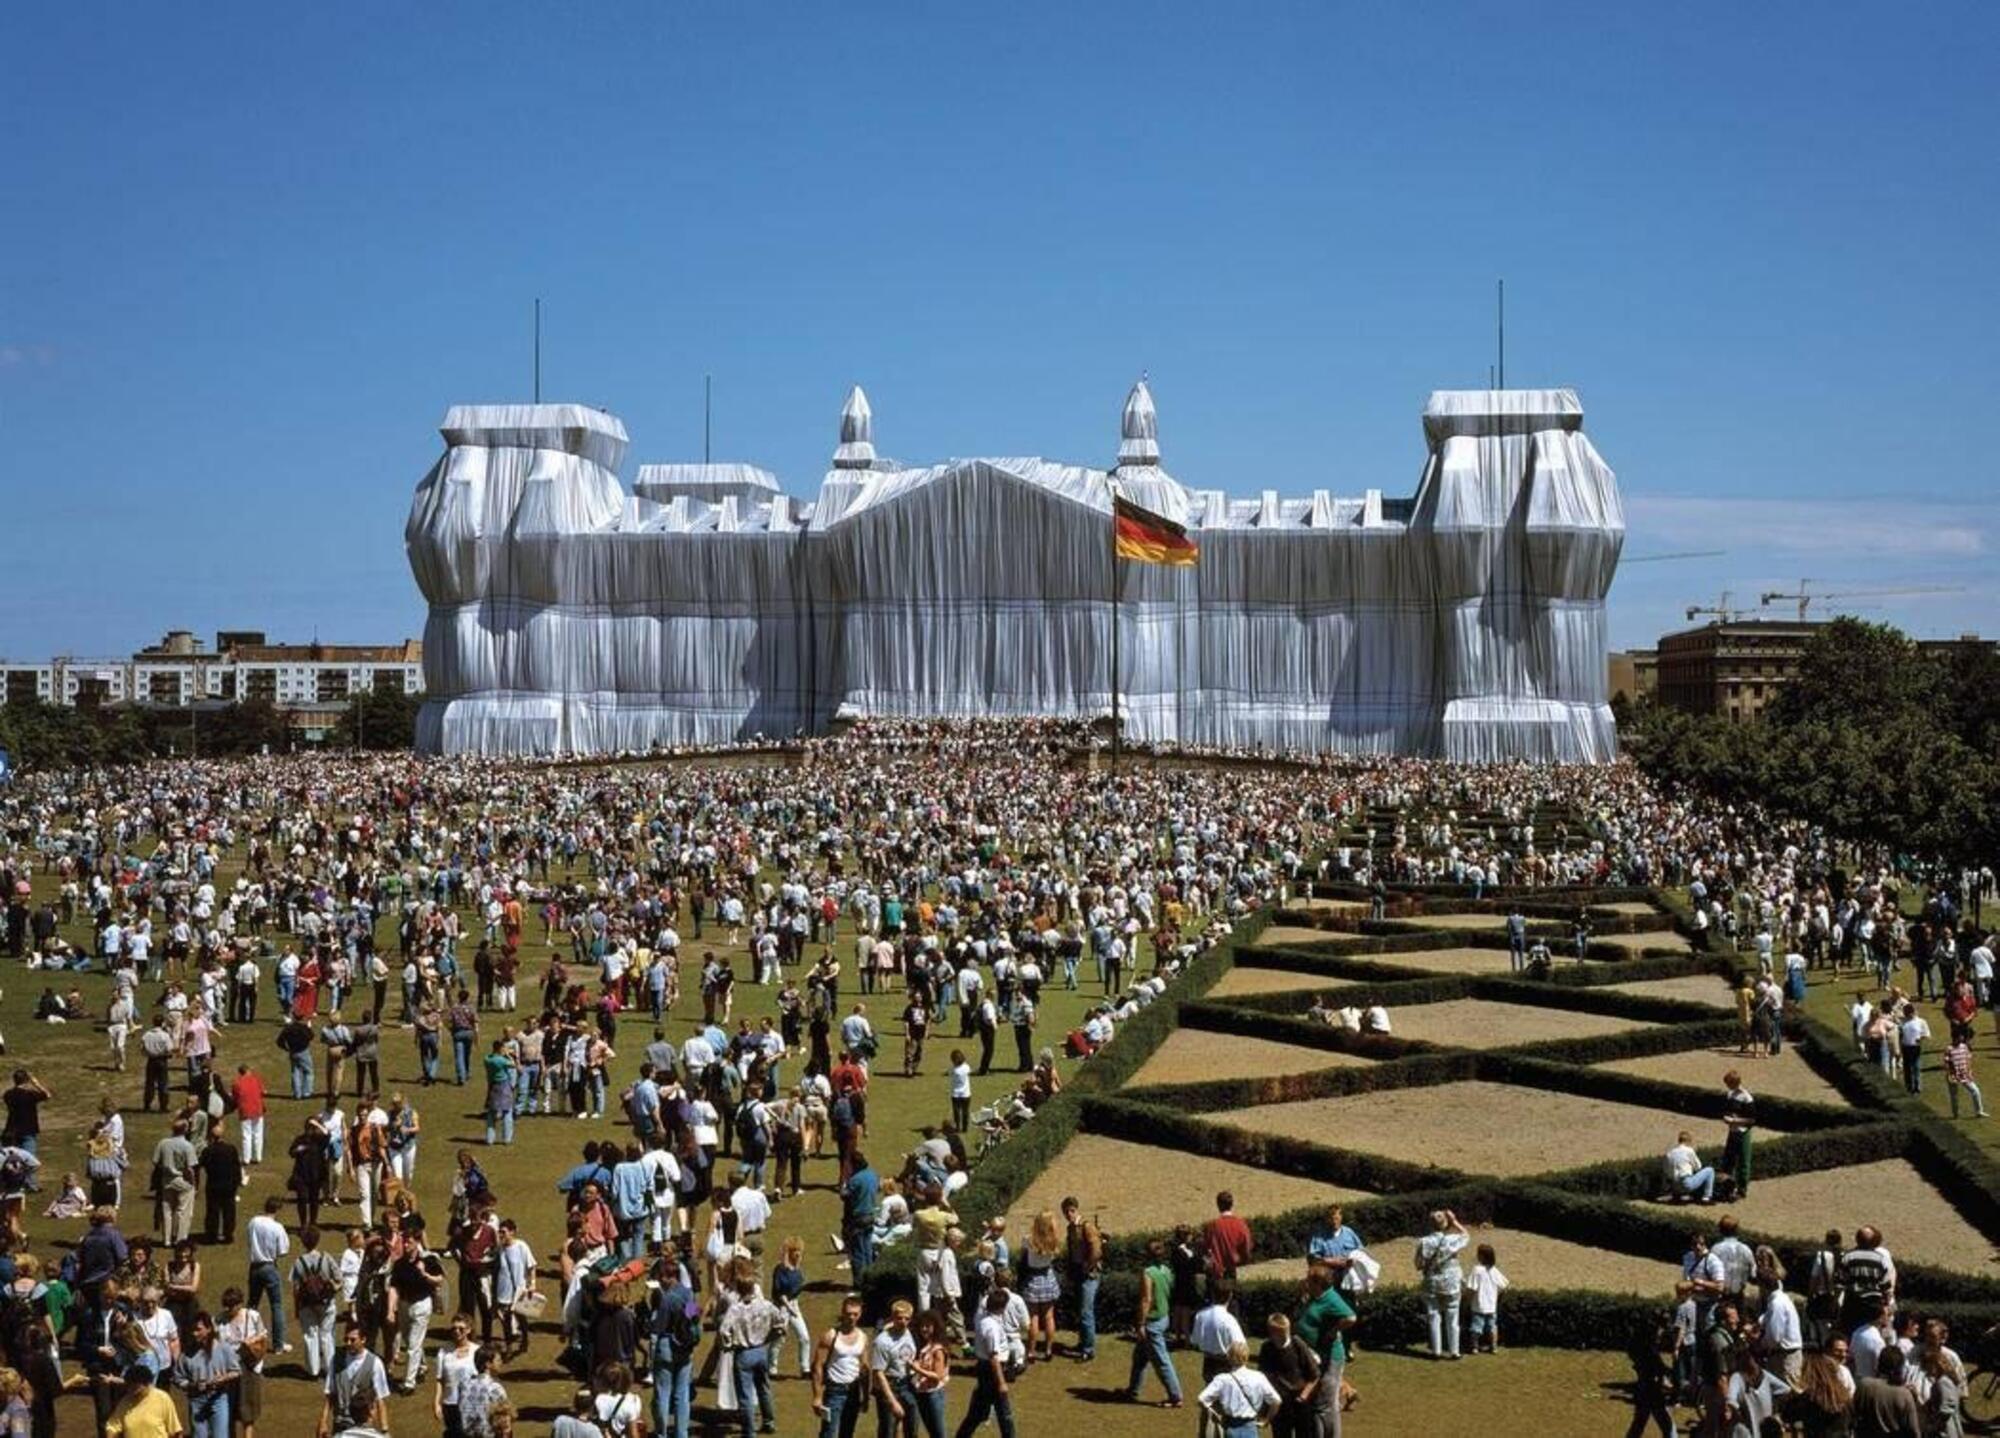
[651,1283,701,1360]
[296,1253,336,1309]
[0,1153,30,1194]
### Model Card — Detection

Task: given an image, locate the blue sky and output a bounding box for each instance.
[4,3,1996,656]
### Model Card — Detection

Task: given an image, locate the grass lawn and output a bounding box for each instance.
[1798,957,2000,1155]
[8,836,1676,1435]
[19,835,1994,1435]
[14,852,1152,1435]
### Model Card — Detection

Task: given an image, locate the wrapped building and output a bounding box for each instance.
[406,384,1624,759]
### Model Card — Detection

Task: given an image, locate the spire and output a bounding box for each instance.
[833,384,876,470]
[1117,377,1159,469]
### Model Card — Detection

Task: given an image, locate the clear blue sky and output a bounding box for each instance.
[4,3,1996,656]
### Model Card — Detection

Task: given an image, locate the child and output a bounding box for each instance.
[41,1173,90,1221]
[1464,1242,1509,1353]
[1670,1281,1700,1404]
[960,1238,997,1348]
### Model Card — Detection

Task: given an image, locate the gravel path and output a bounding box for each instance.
[1598,1045,1845,1103]
[1382,997,1654,1047]
[1131,1028,1376,1087]
[1006,1133,1366,1233]
[1598,974,1735,1008]
[1211,965,1343,997]
[1212,1079,1782,1177]
[1240,1223,1680,1296]
[1715,1158,1998,1273]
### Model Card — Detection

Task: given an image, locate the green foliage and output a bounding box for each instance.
[1621,619,2000,863]
[332,685,421,750]
[0,697,290,766]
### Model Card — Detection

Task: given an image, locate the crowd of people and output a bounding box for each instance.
[0,721,1349,1437]
[1620,1217,1974,1438]
[0,719,1986,1437]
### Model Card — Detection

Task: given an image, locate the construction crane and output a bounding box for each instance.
[1757,580,1965,622]
[1684,591,1751,624]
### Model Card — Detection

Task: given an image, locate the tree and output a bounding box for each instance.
[1767,618,1941,730]
[332,686,420,751]
[1622,619,2000,870]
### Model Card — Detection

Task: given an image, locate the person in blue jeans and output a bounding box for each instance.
[1665,1132,1716,1203]
[650,1272,699,1438]
[870,1300,923,1438]
[1061,1197,1102,1361]
[843,1153,880,1283]
[910,1310,953,1438]
[810,1293,869,1437]
[172,1310,239,1438]
[1124,1240,1182,1407]
[448,990,479,1085]
[952,1290,1016,1438]
[719,1270,781,1437]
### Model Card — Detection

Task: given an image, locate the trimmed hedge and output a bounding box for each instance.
[1192,969,1731,1028]
[1475,1051,1860,1132]
[1537,1119,1916,1201]
[1094,1173,2000,1310]
[1175,1000,1445,1060]
[857,901,1282,1311]
[1490,1016,1744,1067]
[865,880,2000,1340]
[1120,1045,1477,1116]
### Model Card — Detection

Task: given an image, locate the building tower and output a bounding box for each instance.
[1117,379,1160,469]
[833,385,877,470]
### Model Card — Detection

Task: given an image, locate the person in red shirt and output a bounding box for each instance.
[829,1053,870,1135]
[576,1180,619,1257]
[1202,1190,1254,1296]
[234,1064,268,1166]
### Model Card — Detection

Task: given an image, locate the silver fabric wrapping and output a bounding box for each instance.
[407,391,1623,759]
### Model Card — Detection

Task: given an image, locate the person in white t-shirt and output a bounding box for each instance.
[1195,1341,1281,1434]
[1463,1243,1511,1353]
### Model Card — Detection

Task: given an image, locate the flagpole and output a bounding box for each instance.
[1109,479,1121,765]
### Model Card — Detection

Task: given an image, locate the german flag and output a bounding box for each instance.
[1113,494,1199,566]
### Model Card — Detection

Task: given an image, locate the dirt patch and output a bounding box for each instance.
[1211,966,1343,998]
[1353,947,1518,976]
[1239,1223,1680,1297]
[1597,902,1666,917]
[1253,925,1350,949]
[1212,1079,1779,1178]
[1402,913,1520,931]
[1006,1133,1366,1233]
[1598,1046,1846,1104]
[1597,974,1735,1008]
[1594,931,1692,953]
[1380,998,1655,1048]
[1287,898,1371,914]
[1714,1159,1998,1274]
[1131,1029,1375,1087]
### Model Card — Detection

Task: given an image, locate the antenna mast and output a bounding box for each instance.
[1497,279,1505,390]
